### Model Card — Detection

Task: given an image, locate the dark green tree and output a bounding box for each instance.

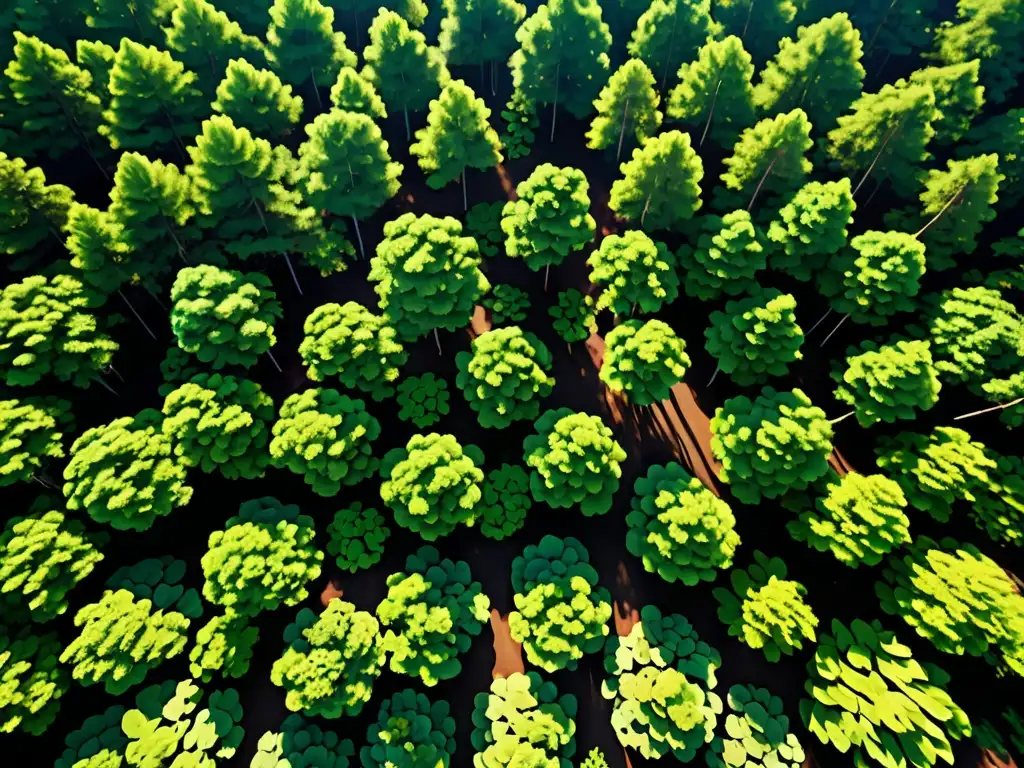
[0,628,68,735]
[361,8,450,139]
[362,690,458,766]
[438,0,526,90]
[766,179,855,281]
[327,503,390,572]
[85,0,173,45]
[478,464,532,540]
[608,130,703,230]
[0,152,74,272]
[588,229,679,315]
[601,319,691,406]
[933,0,1024,104]
[329,65,386,117]
[961,108,1024,208]
[714,0,797,64]
[677,210,766,300]
[587,59,663,161]
[628,0,720,91]
[11,0,91,51]
[907,61,984,144]
[164,0,263,94]
[212,58,304,139]
[668,35,756,148]
[705,288,803,386]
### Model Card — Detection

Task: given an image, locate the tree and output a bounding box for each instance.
[4,32,106,169]
[509,0,612,138]
[0,510,103,623]
[509,536,611,672]
[212,58,304,139]
[709,685,805,768]
[60,589,190,695]
[478,464,532,540]
[628,0,720,91]
[0,627,68,735]
[0,152,75,272]
[361,690,457,768]
[824,0,937,61]
[105,556,202,619]
[171,265,281,368]
[396,374,451,428]
[587,59,662,161]
[608,130,703,230]
[272,600,383,718]
[202,497,322,616]
[361,9,449,139]
[933,0,1024,104]
[788,472,910,567]
[76,39,116,110]
[369,213,489,342]
[189,613,259,682]
[833,339,942,427]
[766,179,855,281]
[329,65,386,117]
[626,462,739,585]
[753,13,864,135]
[501,164,595,284]
[668,35,755,148]
[100,39,205,156]
[718,108,812,211]
[270,389,382,495]
[456,327,555,429]
[588,230,678,315]
[482,284,530,325]
[251,715,357,768]
[714,0,797,64]
[12,0,91,51]
[961,108,1024,208]
[713,552,817,662]
[877,537,1024,676]
[410,79,502,205]
[601,320,691,405]
[802,618,970,768]
[265,0,357,107]
[298,302,407,400]
[523,408,626,516]
[0,275,118,388]
[63,409,193,531]
[710,387,833,504]
[0,398,65,487]
[438,0,526,89]
[549,289,598,344]
[85,0,173,45]
[677,210,766,300]
[826,83,939,198]
[161,374,274,480]
[164,0,263,93]
[908,61,984,144]
[705,288,803,386]
[379,433,484,540]
[297,109,403,259]
[326,502,390,572]
[376,547,489,685]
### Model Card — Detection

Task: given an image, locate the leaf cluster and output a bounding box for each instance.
[326,502,390,573]
[548,289,597,344]
[395,374,451,428]
[0,627,67,735]
[478,463,532,541]
[105,556,203,619]
[361,689,457,768]
[189,613,259,684]
[0,397,64,486]
[250,714,355,768]
[708,684,805,768]
[482,283,530,325]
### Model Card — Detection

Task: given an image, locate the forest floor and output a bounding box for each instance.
[15,86,1024,768]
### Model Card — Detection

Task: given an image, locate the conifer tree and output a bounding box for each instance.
[100,39,205,157]
[330,66,386,118]
[933,0,1024,104]
[212,58,304,139]
[907,61,984,144]
[833,339,941,427]
[3,32,106,171]
[719,108,812,212]
[75,39,116,110]
[438,0,526,91]
[677,210,766,300]
[826,0,936,61]
[362,9,449,140]
[85,0,174,46]
[588,230,679,315]
[586,59,663,161]
[164,0,264,94]
[601,319,691,406]
[298,109,403,258]
[826,83,939,199]
[369,213,489,342]
[12,0,91,52]
[410,79,502,206]
[265,0,357,108]
[0,153,75,272]
[714,0,797,64]
[668,35,756,148]
[608,130,703,230]
[766,179,854,281]
[961,108,1024,208]
[509,0,612,140]
[501,164,595,287]
[753,13,864,136]
[218,0,274,35]
[628,0,720,92]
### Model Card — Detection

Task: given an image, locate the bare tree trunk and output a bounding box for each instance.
[142,284,166,310]
[700,78,723,147]
[118,289,157,341]
[93,374,119,396]
[283,253,303,295]
[852,124,899,196]
[544,264,551,292]
[352,216,365,259]
[353,7,360,48]
[954,397,1024,421]
[403,105,411,141]
[616,96,631,162]
[462,168,468,212]
[805,307,833,335]
[433,327,442,355]
[829,410,856,425]
[661,9,680,91]
[741,0,757,39]
[707,365,720,387]
[309,66,322,109]
[266,349,282,372]
[819,313,850,347]
[550,61,561,143]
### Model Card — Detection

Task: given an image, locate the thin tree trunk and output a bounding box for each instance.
[353,7,360,49]
[309,66,323,109]
[266,349,282,372]
[118,289,157,340]
[707,365,720,387]
[142,284,166,310]
[550,61,561,143]
[491,59,498,96]
[829,410,856,425]
[805,306,833,335]
[616,96,631,162]
[852,124,899,196]
[914,186,967,238]
[93,374,119,396]
[661,9,679,91]
[433,327,442,355]
[641,192,653,227]
[746,150,781,212]
[819,313,850,347]
[864,0,897,56]
[352,216,365,259]
[163,216,189,263]
[462,167,468,211]
[481,59,486,91]
[283,253,303,295]
[954,397,1024,421]
[544,264,551,292]
[32,474,58,490]
[741,0,757,39]
[700,78,723,147]
[403,105,411,141]
[862,174,888,210]
[108,364,124,383]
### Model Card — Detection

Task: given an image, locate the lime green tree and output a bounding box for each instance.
[0,398,65,487]
[668,35,756,148]
[934,0,1024,103]
[379,433,484,540]
[833,339,941,427]
[586,59,662,161]
[212,58,303,139]
[0,628,68,735]
[608,130,703,230]
[589,230,678,315]
[456,327,555,429]
[710,387,833,504]
[523,408,626,516]
[628,0,720,91]
[329,65,386,117]
[63,410,193,531]
[0,152,74,273]
[438,0,526,88]
[962,108,1024,208]
[677,210,766,300]
[908,61,984,144]
[626,462,739,585]
[766,179,855,281]
[705,288,803,386]
[161,374,274,480]
[164,0,263,94]
[601,320,690,406]
[708,685,804,768]
[410,79,502,206]
[270,389,381,496]
[189,613,258,682]
[369,213,489,343]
